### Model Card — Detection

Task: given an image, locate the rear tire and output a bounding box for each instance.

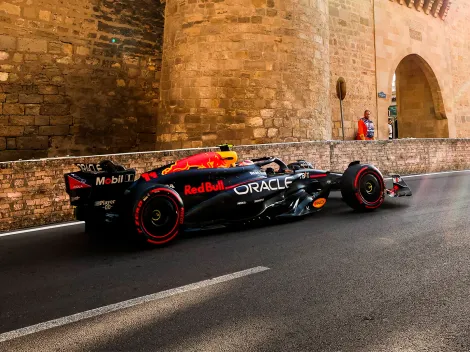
[340,164,385,211]
[132,186,184,246]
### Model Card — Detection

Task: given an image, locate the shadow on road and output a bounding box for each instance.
[0,195,412,267]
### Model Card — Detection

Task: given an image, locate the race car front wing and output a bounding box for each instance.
[386,175,412,198]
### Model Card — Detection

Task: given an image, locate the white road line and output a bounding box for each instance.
[0,266,271,343]
[1,169,470,238]
[384,169,470,181]
[0,222,84,238]
[401,169,470,178]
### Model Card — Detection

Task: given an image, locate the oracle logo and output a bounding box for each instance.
[234,177,294,195]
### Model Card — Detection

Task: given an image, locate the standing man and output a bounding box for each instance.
[388,118,393,139]
[356,110,375,140]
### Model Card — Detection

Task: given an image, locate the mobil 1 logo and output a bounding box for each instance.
[96,173,135,186]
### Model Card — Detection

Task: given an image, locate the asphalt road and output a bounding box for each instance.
[1,172,470,351]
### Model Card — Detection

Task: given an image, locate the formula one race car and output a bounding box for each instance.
[64,144,412,246]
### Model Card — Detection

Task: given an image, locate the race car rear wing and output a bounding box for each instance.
[64,161,136,206]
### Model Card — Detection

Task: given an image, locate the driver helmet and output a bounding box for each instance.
[238,160,254,166]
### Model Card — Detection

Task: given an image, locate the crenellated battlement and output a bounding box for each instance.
[390,0,451,19]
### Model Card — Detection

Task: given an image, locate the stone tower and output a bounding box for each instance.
[157,0,330,150]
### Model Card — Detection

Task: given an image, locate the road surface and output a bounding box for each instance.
[1,172,470,351]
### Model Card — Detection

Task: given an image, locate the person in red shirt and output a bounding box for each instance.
[356,110,375,140]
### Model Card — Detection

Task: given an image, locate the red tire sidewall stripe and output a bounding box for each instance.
[134,187,184,244]
[353,167,385,207]
[141,194,179,239]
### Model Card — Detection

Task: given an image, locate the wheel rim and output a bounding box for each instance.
[359,173,382,203]
[141,196,179,239]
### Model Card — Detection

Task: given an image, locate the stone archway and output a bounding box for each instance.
[395,54,449,138]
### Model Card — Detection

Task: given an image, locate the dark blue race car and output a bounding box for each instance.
[64,144,412,246]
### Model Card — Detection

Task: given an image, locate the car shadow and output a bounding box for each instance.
[0,194,412,267]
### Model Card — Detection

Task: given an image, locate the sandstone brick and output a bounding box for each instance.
[50,116,73,125]
[253,128,267,138]
[23,126,38,135]
[39,10,51,22]
[76,46,90,56]
[202,133,217,141]
[8,73,18,82]
[247,116,263,127]
[18,94,43,104]
[24,104,41,115]
[38,85,58,95]
[62,43,73,56]
[0,72,8,81]
[5,93,18,103]
[0,52,8,60]
[9,116,35,126]
[40,104,70,116]
[0,35,16,51]
[51,76,64,84]
[43,95,66,104]
[6,138,15,149]
[0,126,24,136]
[38,125,69,136]
[12,53,23,62]
[123,55,140,67]
[267,128,278,137]
[128,68,140,78]
[267,9,277,17]
[18,38,48,53]
[0,137,5,150]
[0,2,20,16]
[17,136,49,150]
[0,64,13,72]
[3,103,24,115]
[34,116,49,125]
[23,7,36,19]
[25,54,38,61]
[56,56,73,65]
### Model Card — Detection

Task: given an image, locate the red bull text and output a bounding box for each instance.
[184,181,225,195]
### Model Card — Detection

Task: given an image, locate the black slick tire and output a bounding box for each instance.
[131,186,184,246]
[340,164,385,211]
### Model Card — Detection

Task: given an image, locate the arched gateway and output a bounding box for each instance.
[394,54,449,138]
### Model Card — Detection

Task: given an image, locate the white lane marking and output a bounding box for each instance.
[1,169,470,238]
[0,266,270,343]
[384,169,470,181]
[401,170,470,178]
[0,222,84,238]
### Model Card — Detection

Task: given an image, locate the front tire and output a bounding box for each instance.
[340,164,385,211]
[132,186,184,246]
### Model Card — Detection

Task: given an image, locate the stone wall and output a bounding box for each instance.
[447,0,470,138]
[0,0,165,162]
[373,0,455,139]
[157,0,330,150]
[1,138,470,232]
[328,0,377,140]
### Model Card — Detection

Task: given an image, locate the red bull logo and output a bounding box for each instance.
[184,181,225,195]
[162,152,230,175]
